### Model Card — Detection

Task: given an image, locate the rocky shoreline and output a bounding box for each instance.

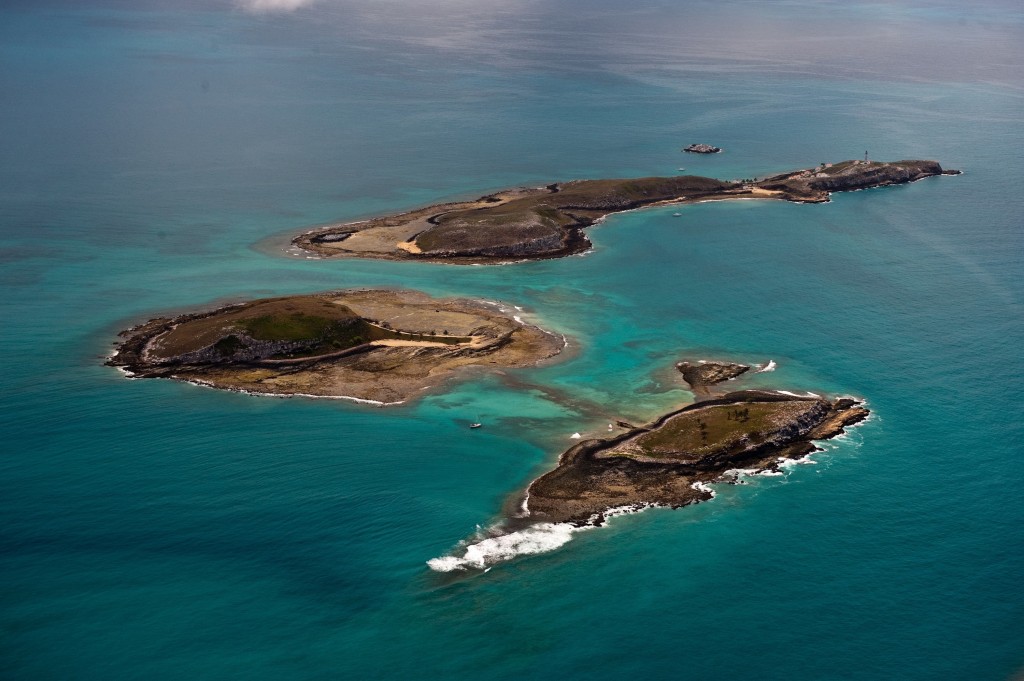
[293,159,958,264]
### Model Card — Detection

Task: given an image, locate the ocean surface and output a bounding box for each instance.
[2,1,1023,678]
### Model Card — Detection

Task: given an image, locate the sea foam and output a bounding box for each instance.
[428,505,653,572]
[427,522,582,572]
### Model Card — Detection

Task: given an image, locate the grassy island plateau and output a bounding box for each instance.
[523,389,868,526]
[108,290,564,405]
[294,159,958,264]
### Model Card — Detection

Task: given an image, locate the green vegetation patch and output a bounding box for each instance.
[416,207,564,254]
[151,295,473,360]
[818,160,860,175]
[238,312,357,342]
[240,313,472,359]
[414,176,733,254]
[553,176,730,209]
[617,400,819,460]
[213,334,245,357]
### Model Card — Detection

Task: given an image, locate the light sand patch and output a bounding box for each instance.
[369,336,486,349]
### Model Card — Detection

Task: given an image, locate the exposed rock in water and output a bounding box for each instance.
[677,361,749,390]
[683,143,723,154]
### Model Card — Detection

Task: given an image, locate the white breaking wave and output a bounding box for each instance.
[774,390,821,398]
[724,466,783,481]
[179,379,402,406]
[691,481,717,497]
[428,505,654,572]
[518,491,530,516]
[427,523,583,572]
[756,360,777,372]
[779,453,817,467]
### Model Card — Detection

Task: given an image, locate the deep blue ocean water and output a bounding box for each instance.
[2,1,1022,678]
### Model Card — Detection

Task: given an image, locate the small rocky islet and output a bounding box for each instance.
[676,360,750,398]
[683,143,723,153]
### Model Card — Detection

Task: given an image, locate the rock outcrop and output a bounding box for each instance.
[677,360,749,395]
[683,143,723,154]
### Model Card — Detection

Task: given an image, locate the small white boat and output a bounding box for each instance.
[677,167,686,171]
[672,212,682,217]
[470,423,482,429]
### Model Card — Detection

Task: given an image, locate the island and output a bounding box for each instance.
[293,159,959,264]
[107,289,564,404]
[676,359,750,399]
[522,389,868,525]
[683,143,722,154]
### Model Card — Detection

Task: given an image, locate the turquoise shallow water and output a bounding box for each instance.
[2,1,1023,678]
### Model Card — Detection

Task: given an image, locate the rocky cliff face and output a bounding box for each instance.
[158,333,317,365]
[419,229,566,258]
[807,160,945,191]
[758,159,956,201]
